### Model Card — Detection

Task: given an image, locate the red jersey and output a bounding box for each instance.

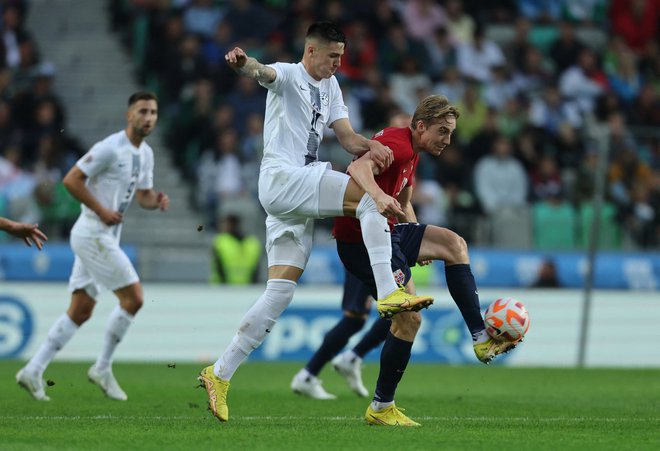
[333,127,419,243]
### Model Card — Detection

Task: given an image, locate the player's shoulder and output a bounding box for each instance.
[374,127,411,144]
[96,130,127,147]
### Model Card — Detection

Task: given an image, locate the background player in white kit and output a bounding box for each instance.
[198,21,433,423]
[16,91,169,401]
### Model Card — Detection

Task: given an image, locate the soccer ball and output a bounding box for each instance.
[484,298,530,342]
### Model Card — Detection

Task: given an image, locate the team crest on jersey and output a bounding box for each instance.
[320,92,329,106]
[393,269,405,286]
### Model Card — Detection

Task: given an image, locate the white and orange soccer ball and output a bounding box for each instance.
[484,297,530,343]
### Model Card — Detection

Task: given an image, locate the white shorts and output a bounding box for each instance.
[259,163,350,269]
[68,232,139,298]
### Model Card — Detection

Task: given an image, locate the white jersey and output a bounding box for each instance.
[71,130,154,239]
[259,62,348,170]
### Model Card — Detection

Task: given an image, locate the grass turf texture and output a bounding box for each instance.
[1,361,659,450]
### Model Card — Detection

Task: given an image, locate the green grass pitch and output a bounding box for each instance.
[2,361,659,450]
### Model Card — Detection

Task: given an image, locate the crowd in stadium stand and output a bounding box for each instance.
[3,0,660,251]
[0,1,84,240]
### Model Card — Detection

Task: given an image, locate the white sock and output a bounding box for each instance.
[214,279,297,380]
[25,314,79,376]
[371,400,395,412]
[95,306,133,372]
[344,349,360,363]
[355,193,397,299]
[473,329,489,344]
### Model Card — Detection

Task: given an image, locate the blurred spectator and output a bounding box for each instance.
[210,214,262,284]
[454,81,488,145]
[337,20,377,82]
[224,76,266,135]
[388,55,432,114]
[608,147,652,209]
[1,4,32,69]
[609,0,659,54]
[182,0,225,40]
[412,178,448,226]
[497,96,527,139]
[561,0,608,25]
[160,34,209,111]
[517,0,562,23]
[431,65,465,103]
[435,144,472,190]
[532,258,561,287]
[511,45,554,100]
[618,180,659,248]
[482,65,517,110]
[222,0,276,44]
[168,77,217,179]
[603,37,643,105]
[530,154,562,201]
[0,98,19,146]
[506,16,533,72]
[201,21,235,69]
[12,61,65,133]
[559,47,607,114]
[362,0,402,36]
[10,36,39,94]
[473,134,529,215]
[444,0,476,45]
[465,106,499,166]
[548,20,586,74]
[456,23,506,83]
[401,0,447,42]
[529,84,582,136]
[628,83,660,129]
[425,26,458,81]
[0,144,38,223]
[378,21,428,79]
[358,69,401,132]
[572,147,602,204]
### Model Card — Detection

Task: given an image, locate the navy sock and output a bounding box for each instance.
[305,316,365,376]
[352,318,390,358]
[445,264,485,337]
[374,332,412,403]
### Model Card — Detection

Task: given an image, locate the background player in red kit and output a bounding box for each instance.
[310,95,515,426]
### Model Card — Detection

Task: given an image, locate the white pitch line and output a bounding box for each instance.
[1,415,659,423]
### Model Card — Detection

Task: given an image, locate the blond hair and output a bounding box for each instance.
[411,95,459,127]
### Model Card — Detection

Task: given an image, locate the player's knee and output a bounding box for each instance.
[69,308,93,325]
[122,294,143,315]
[392,311,421,339]
[446,232,469,263]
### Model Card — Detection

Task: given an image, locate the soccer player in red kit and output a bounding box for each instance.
[311,95,515,426]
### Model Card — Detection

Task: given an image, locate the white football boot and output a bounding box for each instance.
[332,351,369,397]
[290,369,336,400]
[88,365,128,401]
[16,367,51,401]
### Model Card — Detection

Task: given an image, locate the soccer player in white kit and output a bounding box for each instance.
[16,92,170,401]
[198,21,434,422]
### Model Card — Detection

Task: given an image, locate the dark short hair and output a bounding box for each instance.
[128,91,158,107]
[306,21,346,44]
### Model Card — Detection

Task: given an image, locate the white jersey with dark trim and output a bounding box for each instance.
[71,130,154,239]
[259,62,348,170]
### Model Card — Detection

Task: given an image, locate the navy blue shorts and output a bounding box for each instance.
[337,223,428,307]
[340,269,373,314]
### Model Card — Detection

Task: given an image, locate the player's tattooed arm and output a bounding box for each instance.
[225,47,276,84]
